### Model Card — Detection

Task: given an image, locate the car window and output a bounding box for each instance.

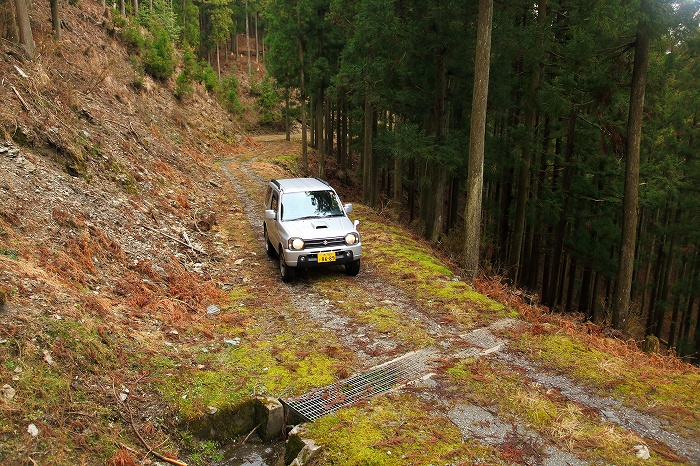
[264,187,272,207]
[271,192,278,212]
[281,190,344,221]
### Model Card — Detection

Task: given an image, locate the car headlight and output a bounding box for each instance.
[344,232,359,245]
[289,237,305,250]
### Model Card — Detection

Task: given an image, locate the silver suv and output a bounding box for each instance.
[263,178,362,282]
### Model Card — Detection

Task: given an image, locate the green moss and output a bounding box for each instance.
[267,153,302,177]
[306,394,497,465]
[352,206,508,325]
[107,161,139,194]
[159,328,347,421]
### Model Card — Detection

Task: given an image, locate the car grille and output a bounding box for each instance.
[305,236,346,248]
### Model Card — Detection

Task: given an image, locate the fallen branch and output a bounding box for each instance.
[117,442,143,457]
[126,408,188,466]
[11,85,29,111]
[241,423,261,445]
[141,224,207,255]
[14,64,28,78]
[112,384,188,466]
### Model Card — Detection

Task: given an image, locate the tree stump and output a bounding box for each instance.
[643,335,660,354]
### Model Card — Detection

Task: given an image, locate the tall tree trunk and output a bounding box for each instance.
[216,43,221,79]
[285,89,291,141]
[13,0,34,58]
[336,101,342,165]
[296,5,308,175]
[448,177,460,231]
[431,166,447,242]
[245,0,251,74]
[668,256,686,350]
[393,155,402,211]
[317,87,325,178]
[255,11,259,63]
[528,116,551,290]
[591,271,601,322]
[463,0,493,279]
[693,305,700,364]
[566,257,577,312]
[1,0,20,43]
[431,46,450,242]
[579,264,592,318]
[309,95,316,148]
[508,0,546,283]
[50,0,61,41]
[341,100,349,173]
[546,110,577,308]
[639,207,659,316]
[679,258,699,356]
[646,205,670,334]
[407,161,416,222]
[498,173,513,266]
[654,208,680,340]
[362,97,373,206]
[613,0,651,331]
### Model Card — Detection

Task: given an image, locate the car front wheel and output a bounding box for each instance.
[279,249,295,282]
[345,259,360,276]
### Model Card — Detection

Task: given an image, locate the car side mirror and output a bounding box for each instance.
[344,203,353,213]
[264,209,277,220]
[354,220,360,228]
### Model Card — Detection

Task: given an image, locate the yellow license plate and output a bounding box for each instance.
[317,251,336,263]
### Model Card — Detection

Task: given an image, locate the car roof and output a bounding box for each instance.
[273,178,334,193]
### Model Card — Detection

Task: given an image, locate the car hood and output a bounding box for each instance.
[284,216,357,238]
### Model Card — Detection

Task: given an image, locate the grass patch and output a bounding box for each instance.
[0,317,149,465]
[445,357,683,465]
[513,331,700,438]
[1,247,19,260]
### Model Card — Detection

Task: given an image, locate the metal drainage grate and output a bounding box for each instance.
[282,350,434,422]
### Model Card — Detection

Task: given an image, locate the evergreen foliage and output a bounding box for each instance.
[143,23,176,80]
[219,73,244,113]
[251,74,282,124]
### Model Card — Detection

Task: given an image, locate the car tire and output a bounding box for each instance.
[279,248,295,282]
[345,259,360,276]
[264,226,276,257]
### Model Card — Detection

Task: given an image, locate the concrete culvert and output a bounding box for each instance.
[183,396,292,465]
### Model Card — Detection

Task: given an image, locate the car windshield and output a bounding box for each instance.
[281,190,345,221]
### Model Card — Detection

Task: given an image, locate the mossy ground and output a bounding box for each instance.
[306,393,498,465]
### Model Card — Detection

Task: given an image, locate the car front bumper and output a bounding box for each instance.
[284,245,361,269]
